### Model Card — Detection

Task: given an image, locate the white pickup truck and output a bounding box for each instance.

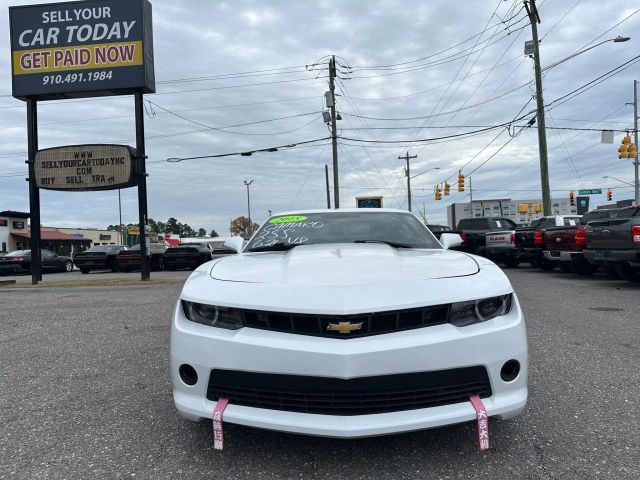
[484,215,581,268]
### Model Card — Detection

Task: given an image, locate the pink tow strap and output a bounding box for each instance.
[469,394,490,451]
[212,397,229,450]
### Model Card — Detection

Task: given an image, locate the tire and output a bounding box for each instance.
[502,256,520,268]
[156,258,165,271]
[539,258,558,271]
[64,260,73,272]
[80,268,90,274]
[614,264,640,283]
[603,264,619,279]
[559,262,572,273]
[572,260,597,276]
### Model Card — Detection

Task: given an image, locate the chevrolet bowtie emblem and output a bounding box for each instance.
[327,321,363,334]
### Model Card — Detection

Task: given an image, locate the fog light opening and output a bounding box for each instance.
[500,360,520,382]
[179,364,198,386]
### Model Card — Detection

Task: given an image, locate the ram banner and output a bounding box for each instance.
[9,0,155,100]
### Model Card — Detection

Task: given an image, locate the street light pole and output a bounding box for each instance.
[244,180,254,225]
[526,0,630,214]
[633,80,639,204]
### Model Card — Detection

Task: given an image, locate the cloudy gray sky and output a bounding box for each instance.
[1,0,639,233]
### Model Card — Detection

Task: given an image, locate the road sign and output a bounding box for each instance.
[35,144,136,191]
[578,189,602,195]
[127,226,140,235]
[9,0,155,100]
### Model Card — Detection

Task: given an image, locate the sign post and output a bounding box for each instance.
[9,0,155,284]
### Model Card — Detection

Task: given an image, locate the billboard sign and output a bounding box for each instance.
[576,196,590,215]
[9,0,155,100]
[356,196,384,208]
[34,144,136,191]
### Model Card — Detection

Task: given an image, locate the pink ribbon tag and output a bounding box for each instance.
[469,394,490,451]
[212,397,229,450]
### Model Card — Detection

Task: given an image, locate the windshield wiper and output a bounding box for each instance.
[353,240,412,248]
[246,243,301,252]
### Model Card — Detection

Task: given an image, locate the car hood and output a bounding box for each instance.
[209,243,479,286]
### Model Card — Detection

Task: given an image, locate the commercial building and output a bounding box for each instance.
[0,210,122,256]
[447,198,578,228]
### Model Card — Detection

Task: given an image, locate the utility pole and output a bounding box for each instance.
[399,151,417,211]
[525,0,552,216]
[134,92,150,281]
[469,176,473,203]
[634,80,639,204]
[244,180,254,225]
[324,164,331,208]
[329,56,340,208]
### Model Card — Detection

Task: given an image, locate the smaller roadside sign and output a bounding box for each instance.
[578,189,602,195]
[35,144,136,191]
[127,226,140,235]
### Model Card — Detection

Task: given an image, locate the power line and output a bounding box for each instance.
[147,101,321,136]
[165,137,331,162]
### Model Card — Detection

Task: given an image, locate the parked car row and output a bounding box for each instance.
[0,241,237,276]
[447,206,640,282]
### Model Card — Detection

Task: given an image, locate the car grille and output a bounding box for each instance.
[239,305,450,339]
[206,367,492,416]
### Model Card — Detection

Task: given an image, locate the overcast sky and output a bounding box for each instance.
[1,0,639,233]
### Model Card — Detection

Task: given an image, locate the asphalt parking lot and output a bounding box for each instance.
[1,268,638,479]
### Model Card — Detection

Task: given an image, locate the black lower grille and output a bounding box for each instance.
[241,305,450,339]
[206,367,491,416]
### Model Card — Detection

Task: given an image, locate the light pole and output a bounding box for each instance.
[526,0,629,215]
[244,180,254,228]
[406,166,440,211]
[602,175,635,187]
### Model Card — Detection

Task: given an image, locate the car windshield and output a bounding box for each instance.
[246,212,441,251]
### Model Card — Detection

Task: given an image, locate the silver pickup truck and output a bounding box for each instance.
[485,216,581,268]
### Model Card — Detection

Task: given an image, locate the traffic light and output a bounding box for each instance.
[434,185,442,201]
[607,188,613,201]
[569,191,575,206]
[444,180,450,195]
[457,171,465,192]
[618,133,637,159]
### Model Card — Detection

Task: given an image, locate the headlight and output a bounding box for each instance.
[182,301,244,330]
[450,294,512,327]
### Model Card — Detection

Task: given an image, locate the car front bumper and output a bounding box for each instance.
[170,297,528,438]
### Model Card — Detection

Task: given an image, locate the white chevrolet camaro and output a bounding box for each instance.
[170,209,527,438]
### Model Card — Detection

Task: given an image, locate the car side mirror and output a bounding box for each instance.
[224,237,245,253]
[440,233,463,249]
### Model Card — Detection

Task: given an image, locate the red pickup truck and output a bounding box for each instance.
[542,209,619,275]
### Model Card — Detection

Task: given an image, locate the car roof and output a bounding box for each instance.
[270,208,414,216]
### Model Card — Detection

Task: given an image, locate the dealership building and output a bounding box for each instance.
[447,198,579,228]
[0,210,122,255]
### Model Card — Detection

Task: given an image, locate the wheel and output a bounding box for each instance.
[502,256,520,268]
[614,264,640,282]
[559,262,572,273]
[572,260,597,276]
[80,268,90,274]
[64,260,73,272]
[156,258,165,271]
[539,259,558,271]
[603,264,619,279]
